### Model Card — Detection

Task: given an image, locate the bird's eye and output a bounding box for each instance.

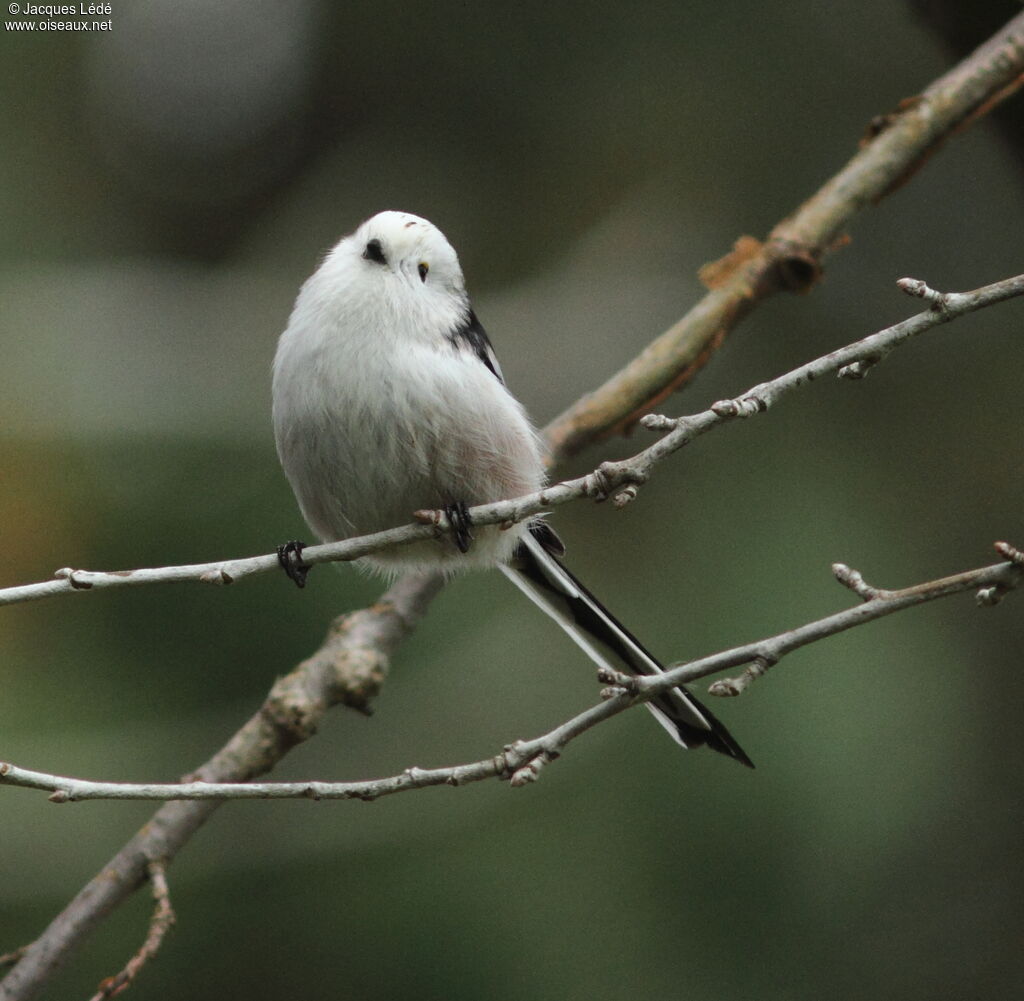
[418,262,429,282]
[362,239,386,265]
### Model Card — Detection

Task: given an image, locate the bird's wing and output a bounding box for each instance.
[446,308,505,383]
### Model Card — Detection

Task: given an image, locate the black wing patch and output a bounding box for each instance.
[448,308,505,384]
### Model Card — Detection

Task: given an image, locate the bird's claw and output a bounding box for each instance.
[277,540,311,588]
[444,502,474,554]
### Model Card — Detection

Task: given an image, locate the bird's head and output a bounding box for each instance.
[347,210,466,298]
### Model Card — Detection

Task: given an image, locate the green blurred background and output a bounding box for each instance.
[2,3,1023,999]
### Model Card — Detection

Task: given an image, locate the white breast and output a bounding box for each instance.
[272,256,545,576]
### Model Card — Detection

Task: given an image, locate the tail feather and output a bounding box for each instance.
[500,523,753,768]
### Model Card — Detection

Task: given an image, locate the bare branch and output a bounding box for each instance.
[707,548,1024,695]
[2,271,1022,613]
[86,861,174,1001]
[2,545,1020,803]
[542,12,1024,457]
[0,572,441,1001]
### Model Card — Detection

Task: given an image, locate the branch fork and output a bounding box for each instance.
[580,460,650,506]
[508,747,558,787]
[86,860,174,1001]
[708,654,779,697]
[977,541,1024,605]
[897,276,950,313]
[832,563,884,601]
[595,665,642,696]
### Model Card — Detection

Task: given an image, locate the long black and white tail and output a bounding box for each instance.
[500,522,753,768]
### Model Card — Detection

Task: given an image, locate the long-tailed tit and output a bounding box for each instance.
[272,211,752,767]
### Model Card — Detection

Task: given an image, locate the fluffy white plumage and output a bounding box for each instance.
[272,211,752,767]
[273,211,545,574]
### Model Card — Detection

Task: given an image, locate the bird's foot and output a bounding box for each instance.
[277,540,311,588]
[444,501,474,554]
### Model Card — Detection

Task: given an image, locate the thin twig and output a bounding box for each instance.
[2,271,1021,611]
[87,862,174,1001]
[2,546,1019,803]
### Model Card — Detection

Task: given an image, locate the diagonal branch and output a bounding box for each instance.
[2,543,1020,801]
[2,271,1022,611]
[543,11,1024,457]
[0,572,442,1001]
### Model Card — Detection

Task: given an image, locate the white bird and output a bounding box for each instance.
[272,210,752,767]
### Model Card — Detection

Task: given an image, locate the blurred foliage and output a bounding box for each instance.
[2,2,1023,1000]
